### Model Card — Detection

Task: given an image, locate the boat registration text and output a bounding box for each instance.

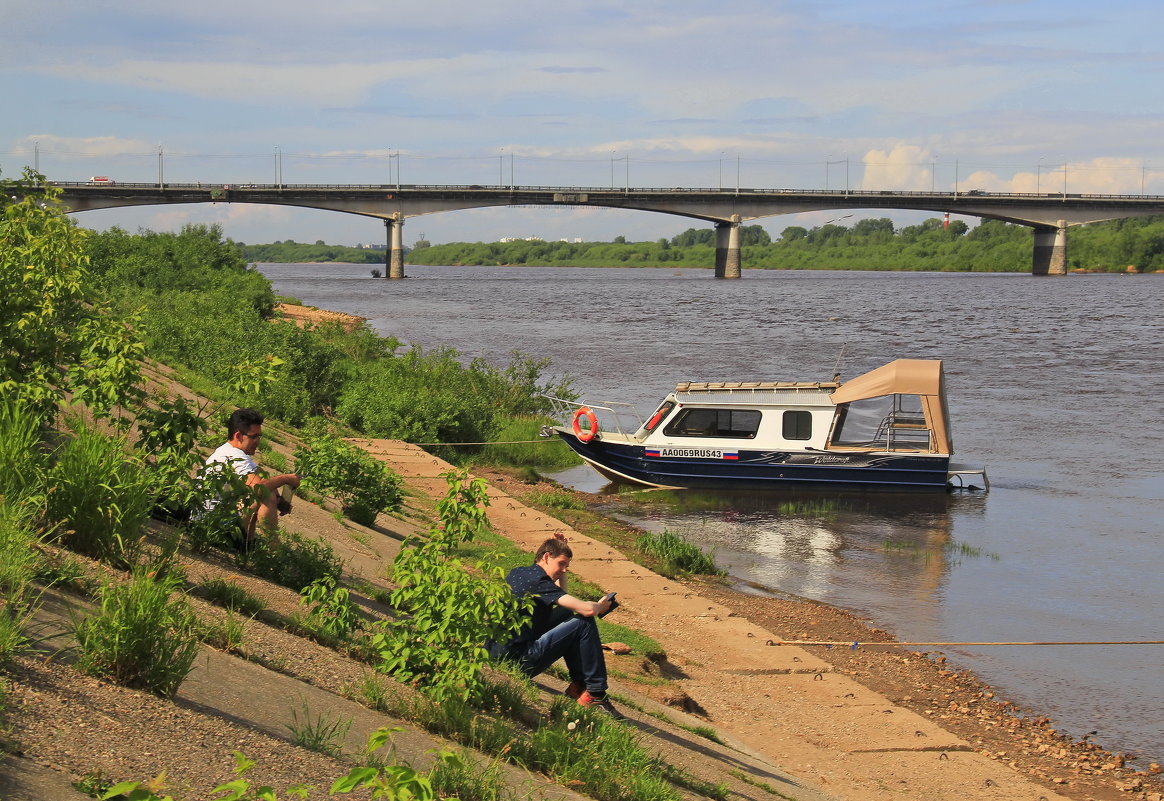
[646,447,739,460]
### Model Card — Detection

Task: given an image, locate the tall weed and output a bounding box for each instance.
[45,420,152,566]
[635,530,723,577]
[0,399,48,507]
[74,569,201,697]
[0,504,41,667]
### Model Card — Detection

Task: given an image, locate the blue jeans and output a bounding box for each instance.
[513,613,607,693]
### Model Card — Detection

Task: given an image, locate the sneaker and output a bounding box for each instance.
[564,681,585,700]
[576,690,625,720]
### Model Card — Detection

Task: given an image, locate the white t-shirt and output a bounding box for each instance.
[201,443,259,513]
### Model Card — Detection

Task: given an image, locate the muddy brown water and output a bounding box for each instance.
[259,262,1164,765]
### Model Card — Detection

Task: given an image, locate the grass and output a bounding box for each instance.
[523,488,585,510]
[286,701,352,757]
[429,750,512,801]
[32,549,98,596]
[883,538,1000,565]
[728,769,801,800]
[200,611,247,654]
[0,504,43,669]
[197,577,267,616]
[356,668,714,801]
[635,529,724,577]
[74,568,201,697]
[0,400,48,507]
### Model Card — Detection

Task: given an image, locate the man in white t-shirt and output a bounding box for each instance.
[202,407,300,547]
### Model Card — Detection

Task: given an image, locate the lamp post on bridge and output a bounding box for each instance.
[719,152,724,191]
[1036,157,1043,194]
[157,147,164,188]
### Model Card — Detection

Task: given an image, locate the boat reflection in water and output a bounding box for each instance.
[578,482,985,624]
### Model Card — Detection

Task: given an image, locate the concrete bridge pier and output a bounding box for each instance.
[723,217,742,279]
[385,216,405,279]
[714,222,729,277]
[715,218,742,278]
[1032,219,1068,275]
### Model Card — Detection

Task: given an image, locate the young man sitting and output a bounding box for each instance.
[490,533,621,716]
[200,407,300,548]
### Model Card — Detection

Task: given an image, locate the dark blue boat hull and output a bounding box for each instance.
[557,432,952,490]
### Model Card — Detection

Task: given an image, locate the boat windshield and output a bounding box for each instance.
[831,394,931,450]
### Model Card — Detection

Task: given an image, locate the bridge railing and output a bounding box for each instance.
[46,182,1164,201]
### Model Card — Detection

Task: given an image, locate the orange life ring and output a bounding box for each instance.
[572,407,599,442]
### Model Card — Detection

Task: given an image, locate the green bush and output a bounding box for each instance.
[75,569,201,697]
[299,576,363,640]
[372,472,531,704]
[238,532,343,592]
[134,394,210,518]
[294,434,403,526]
[479,416,580,470]
[44,420,153,567]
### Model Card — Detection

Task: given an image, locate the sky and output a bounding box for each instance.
[4,0,1164,246]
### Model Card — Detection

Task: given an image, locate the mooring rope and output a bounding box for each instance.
[408,439,561,447]
[769,639,1164,648]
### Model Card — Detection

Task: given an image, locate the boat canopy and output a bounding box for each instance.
[830,359,953,455]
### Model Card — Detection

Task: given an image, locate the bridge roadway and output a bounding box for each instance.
[51,181,1164,278]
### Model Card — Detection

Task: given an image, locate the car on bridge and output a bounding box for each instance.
[87,176,114,185]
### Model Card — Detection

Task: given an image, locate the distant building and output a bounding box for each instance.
[498,236,544,243]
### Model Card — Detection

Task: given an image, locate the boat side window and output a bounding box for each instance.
[663,408,761,438]
[782,410,812,440]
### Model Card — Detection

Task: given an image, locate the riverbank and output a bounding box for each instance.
[3,407,1159,800]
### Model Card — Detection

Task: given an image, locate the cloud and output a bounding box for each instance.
[860,144,934,191]
[13,135,158,158]
[537,66,607,74]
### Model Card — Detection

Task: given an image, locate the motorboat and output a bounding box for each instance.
[545,359,988,492]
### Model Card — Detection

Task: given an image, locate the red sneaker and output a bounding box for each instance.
[576,690,625,719]
[564,681,585,700]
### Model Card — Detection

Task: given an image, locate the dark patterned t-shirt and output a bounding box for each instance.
[505,563,566,646]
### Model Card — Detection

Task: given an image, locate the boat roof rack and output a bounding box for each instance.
[675,380,839,393]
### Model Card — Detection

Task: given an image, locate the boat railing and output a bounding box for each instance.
[542,395,644,437]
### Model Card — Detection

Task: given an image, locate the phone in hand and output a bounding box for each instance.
[599,591,619,617]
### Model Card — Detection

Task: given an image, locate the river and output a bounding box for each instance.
[258,262,1164,764]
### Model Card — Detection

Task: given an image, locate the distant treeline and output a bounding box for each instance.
[245,215,1164,272]
[239,240,386,264]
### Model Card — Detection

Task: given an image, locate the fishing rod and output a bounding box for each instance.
[769,639,1164,648]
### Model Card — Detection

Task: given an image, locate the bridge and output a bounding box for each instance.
[50,181,1164,278]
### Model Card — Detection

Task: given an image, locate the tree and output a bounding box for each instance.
[613,235,627,244]
[738,225,770,246]
[780,226,808,242]
[0,170,145,418]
